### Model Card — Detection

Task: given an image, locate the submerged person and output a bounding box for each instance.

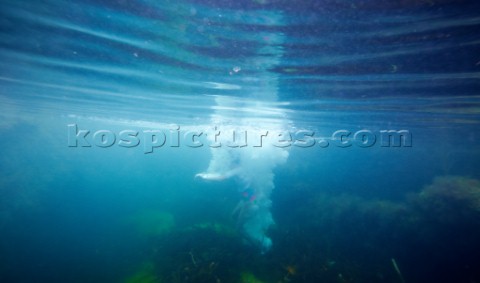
[196,158,278,253]
[232,187,258,229]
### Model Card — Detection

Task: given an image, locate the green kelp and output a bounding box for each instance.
[124,261,160,283]
[272,189,410,283]
[128,210,175,238]
[406,175,480,240]
[414,176,480,218]
[239,271,267,283]
[151,226,264,283]
[403,176,480,282]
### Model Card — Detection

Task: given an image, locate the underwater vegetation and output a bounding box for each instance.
[152,226,249,283]
[273,175,480,282]
[120,175,480,283]
[127,210,175,239]
[239,271,267,283]
[124,261,160,283]
[122,218,284,283]
[403,176,480,282]
[412,175,480,221]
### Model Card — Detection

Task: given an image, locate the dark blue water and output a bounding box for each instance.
[1,1,480,282]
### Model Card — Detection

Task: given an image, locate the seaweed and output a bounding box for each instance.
[124,261,160,283]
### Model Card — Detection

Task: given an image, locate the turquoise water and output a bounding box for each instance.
[1,0,480,282]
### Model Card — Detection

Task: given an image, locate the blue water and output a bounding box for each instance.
[1,1,480,282]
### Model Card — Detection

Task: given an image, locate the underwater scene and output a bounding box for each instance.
[1,0,480,282]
